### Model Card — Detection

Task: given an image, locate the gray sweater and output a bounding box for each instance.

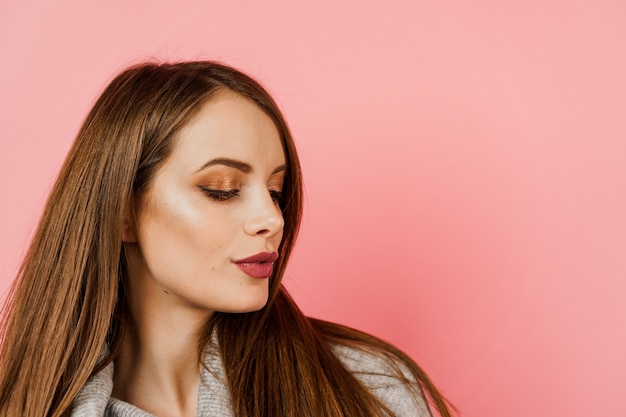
[70,344,431,417]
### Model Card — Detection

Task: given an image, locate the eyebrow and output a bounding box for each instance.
[196,157,287,174]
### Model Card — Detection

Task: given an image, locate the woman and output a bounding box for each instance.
[0,61,453,417]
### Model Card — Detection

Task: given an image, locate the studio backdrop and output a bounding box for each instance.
[1,1,625,416]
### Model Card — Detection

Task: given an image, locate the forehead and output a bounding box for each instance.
[168,89,286,171]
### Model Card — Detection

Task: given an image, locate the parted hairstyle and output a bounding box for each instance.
[0,61,453,417]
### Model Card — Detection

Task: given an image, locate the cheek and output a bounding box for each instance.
[141,194,198,242]
[136,191,226,276]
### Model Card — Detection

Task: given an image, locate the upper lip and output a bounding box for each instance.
[233,252,279,264]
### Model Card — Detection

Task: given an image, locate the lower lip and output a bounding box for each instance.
[234,262,274,279]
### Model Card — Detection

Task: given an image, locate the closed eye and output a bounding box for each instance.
[270,190,283,205]
[200,187,239,202]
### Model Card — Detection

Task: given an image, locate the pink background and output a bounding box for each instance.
[1,1,625,416]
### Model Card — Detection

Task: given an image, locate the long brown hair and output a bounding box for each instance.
[0,61,453,417]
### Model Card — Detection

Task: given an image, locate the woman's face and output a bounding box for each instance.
[123,89,286,317]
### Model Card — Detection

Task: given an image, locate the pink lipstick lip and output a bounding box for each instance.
[233,252,279,264]
[232,252,279,279]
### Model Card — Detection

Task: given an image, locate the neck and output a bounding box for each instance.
[112,266,213,417]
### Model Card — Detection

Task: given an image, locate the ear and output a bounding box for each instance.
[121,201,138,243]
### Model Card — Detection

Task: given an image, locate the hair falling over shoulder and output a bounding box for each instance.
[0,61,454,417]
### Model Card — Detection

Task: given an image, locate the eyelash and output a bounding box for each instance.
[269,190,283,204]
[201,188,239,201]
[200,187,283,204]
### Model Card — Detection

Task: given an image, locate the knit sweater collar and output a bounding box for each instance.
[70,344,233,417]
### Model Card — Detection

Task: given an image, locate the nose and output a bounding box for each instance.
[243,189,285,237]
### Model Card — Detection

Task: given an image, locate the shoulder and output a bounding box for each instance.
[330,343,432,417]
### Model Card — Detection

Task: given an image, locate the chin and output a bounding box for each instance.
[219,292,269,314]
[239,297,269,313]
